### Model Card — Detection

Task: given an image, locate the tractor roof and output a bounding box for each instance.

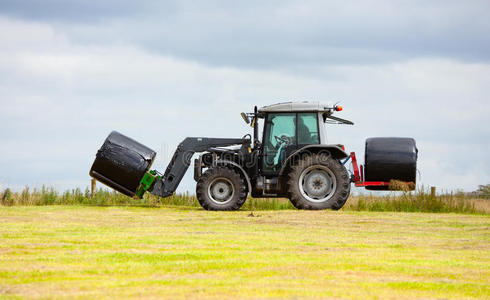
[258,101,335,113]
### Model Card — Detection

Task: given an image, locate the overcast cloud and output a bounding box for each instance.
[0,0,489,193]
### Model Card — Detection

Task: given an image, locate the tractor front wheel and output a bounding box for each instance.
[196,167,247,211]
[288,153,351,210]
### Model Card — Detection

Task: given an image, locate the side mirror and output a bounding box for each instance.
[241,112,250,124]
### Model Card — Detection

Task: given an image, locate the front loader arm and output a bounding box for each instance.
[150,137,245,198]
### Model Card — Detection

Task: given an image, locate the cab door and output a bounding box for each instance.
[261,113,297,174]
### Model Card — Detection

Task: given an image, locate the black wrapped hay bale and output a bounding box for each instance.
[364,137,418,191]
[90,131,156,197]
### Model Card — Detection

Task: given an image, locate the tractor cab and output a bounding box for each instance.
[250,102,350,175]
[261,111,320,173]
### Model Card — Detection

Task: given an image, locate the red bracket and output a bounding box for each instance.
[350,152,390,188]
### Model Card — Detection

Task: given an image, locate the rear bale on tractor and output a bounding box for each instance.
[364,137,418,191]
[89,131,156,197]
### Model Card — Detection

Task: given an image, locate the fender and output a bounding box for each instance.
[278,144,349,176]
[215,160,253,193]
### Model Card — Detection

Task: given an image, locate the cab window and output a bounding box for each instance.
[297,113,319,144]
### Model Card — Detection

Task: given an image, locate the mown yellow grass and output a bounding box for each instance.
[0,206,488,299]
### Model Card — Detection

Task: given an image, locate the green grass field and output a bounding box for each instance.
[0,206,488,299]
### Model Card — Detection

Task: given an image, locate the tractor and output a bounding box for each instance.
[90,101,418,210]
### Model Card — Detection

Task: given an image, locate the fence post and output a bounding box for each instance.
[91,178,96,198]
[430,186,436,199]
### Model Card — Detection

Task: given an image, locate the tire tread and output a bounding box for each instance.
[287,153,350,210]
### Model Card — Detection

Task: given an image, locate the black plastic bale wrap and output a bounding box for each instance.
[364,137,418,191]
[89,131,157,197]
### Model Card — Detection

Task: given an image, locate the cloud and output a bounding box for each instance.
[1,1,489,69]
[0,0,159,22]
[0,5,489,194]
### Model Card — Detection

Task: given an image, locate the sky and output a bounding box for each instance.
[0,0,489,194]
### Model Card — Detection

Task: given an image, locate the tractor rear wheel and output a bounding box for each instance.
[196,167,247,211]
[288,153,350,210]
[332,183,351,210]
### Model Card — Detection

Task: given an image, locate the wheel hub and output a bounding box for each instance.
[299,166,337,202]
[208,177,235,204]
[304,170,331,197]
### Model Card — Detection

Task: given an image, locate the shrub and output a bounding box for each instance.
[0,185,487,214]
[1,188,13,206]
